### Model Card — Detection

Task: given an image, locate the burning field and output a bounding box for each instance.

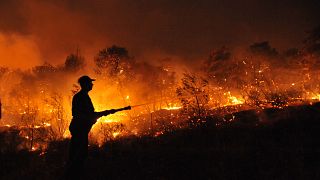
[1,33,320,150]
[1,19,320,178]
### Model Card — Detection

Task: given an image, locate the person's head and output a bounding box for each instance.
[78,75,95,92]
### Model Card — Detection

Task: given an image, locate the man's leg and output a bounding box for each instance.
[66,134,87,179]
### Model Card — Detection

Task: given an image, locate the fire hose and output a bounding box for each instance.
[129,93,207,108]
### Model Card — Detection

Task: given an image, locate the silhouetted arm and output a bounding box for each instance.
[94,109,116,119]
[95,106,131,119]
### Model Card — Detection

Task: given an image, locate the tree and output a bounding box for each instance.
[304,25,320,55]
[0,66,8,77]
[133,61,177,110]
[64,52,85,73]
[249,41,278,58]
[94,45,135,108]
[45,92,69,140]
[202,47,247,90]
[32,62,57,78]
[176,73,209,122]
[203,47,232,85]
[94,45,132,79]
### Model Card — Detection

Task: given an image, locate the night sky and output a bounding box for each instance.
[1,0,320,68]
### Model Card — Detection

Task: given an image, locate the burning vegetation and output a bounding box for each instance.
[1,26,320,152]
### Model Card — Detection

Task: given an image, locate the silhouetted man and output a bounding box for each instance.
[67,75,130,179]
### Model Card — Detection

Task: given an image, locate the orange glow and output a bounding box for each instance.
[162,103,182,110]
[0,33,42,69]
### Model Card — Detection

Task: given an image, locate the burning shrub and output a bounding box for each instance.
[176,72,210,122]
[64,51,85,73]
[266,92,289,108]
[44,92,69,141]
[244,89,266,108]
[94,45,132,79]
[92,122,126,145]
[18,126,50,151]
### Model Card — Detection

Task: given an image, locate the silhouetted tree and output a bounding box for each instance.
[176,73,209,122]
[94,45,135,107]
[45,92,69,140]
[203,47,246,90]
[0,67,8,77]
[249,41,279,58]
[304,25,320,55]
[94,45,132,78]
[64,52,85,73]
[283,48,300,58]
[133,61,177,110]
[32,62,57,78]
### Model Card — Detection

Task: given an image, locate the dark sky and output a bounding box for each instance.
[0,0,319,68]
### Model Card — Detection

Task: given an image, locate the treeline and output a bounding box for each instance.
[0,25,319,142]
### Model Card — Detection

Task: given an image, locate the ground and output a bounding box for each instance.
[1,104,320,180]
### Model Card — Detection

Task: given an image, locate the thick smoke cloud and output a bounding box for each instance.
[0,33,42,68]
[0,0,320,69]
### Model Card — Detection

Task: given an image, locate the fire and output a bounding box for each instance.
[311,94,320,100]
[98,115,121,123]
[112,132,120,138]
[63,130,71,138]
[163,106,182,110]
[223,92,245,106]
[43,122,51,127]
[228,96,244,105]
[1,41,320,152]
[154,131,164,137]
[96,112,128,124]
[162,103,182,110]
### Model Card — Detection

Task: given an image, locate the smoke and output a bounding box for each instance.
[0,0,320,69]
[1,0,320,146]
[0,33,42,69]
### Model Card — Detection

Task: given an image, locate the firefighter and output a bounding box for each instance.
[66,75,130,179]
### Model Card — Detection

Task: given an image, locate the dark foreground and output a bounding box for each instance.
[1,104,320,180]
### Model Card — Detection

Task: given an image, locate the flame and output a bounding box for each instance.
[154,131,164,137]
[43,122,51,127]
[96,112,128,124]
[112,132,120,138]
[162,103,182,110]
[63,130,71,138]
[2,52,320,152]
[162,106,182,110]
[311,94,320,100]
[223,92,245,106]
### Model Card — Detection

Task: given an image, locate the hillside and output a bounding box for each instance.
[1,103,320,179]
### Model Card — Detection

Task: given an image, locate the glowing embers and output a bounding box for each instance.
[311,94,320,100]
[97,112,128,124]
[162,106,182,110]
[112,132,120,138]
[162,103,182,110]
[223,91,245,106]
